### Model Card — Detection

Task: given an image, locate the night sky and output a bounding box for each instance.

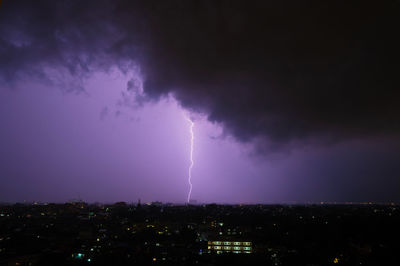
[1,0,400,203]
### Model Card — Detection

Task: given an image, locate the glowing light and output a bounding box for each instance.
[74,253,85,259]
[185,115,195,203]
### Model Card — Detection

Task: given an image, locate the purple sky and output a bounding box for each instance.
[0,71,283,203]
[0,71,266,203]
[1,1,400,203]
[1,69,399,204]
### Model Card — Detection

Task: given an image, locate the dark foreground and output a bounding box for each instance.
[0,202,398,266]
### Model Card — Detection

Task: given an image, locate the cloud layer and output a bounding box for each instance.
[1,0,400,151]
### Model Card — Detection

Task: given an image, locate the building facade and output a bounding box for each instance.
[207,241,252,254]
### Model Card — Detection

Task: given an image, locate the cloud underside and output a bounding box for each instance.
[1,0,400,151]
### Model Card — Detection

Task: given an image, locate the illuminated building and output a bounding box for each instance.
[207,240,252,254]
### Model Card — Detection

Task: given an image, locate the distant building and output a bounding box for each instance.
[151,201,163,207]
[114,201,127,206]
[207,240,252,254]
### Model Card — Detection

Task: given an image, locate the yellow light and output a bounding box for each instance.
[153,258,157,262]
[333,258,339,264]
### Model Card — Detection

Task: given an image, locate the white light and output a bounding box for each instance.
[184,115,195,203]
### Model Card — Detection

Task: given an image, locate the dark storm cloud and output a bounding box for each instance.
[1,0,400,149]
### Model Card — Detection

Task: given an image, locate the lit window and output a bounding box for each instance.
[224,246,231,250]
[234,242,241,245]
[213,241,221,245]
[234,247,241,250]
[214,246,221,250]
[243,242,251,246]
[224,242,231,245]
[244,247,251,250]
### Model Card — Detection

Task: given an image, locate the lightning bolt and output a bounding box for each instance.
[185,115,195,203]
